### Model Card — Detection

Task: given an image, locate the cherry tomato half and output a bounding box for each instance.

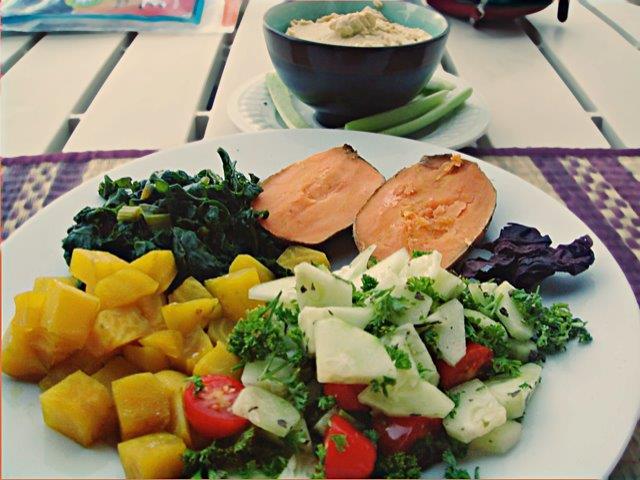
[323,383,369,411]
[324,414,376,479]
[436,342,493,390]
[373,415,443,454]
[183,374,249,439]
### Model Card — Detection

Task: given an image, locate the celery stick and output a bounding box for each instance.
[422,78,456,94]
[265,73,310,129]
[344,91,447,132]
[382,87,473,137]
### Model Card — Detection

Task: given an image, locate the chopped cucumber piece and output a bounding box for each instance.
[241,358,293,397]
[430,267,465,301]
[334,245,376,282]
[406,251,442,277]
[278,246,330,271]
[355,248,409,289]
[299,306,373,354]
[443,379,507,444]
[481,282,498,295]
[265,73,310,129]
[313,408,337,435]
[279,452,317,479]
[393,289,433,326]
[495,282,534,341]
[507,338,538,362]
[231,386,301,437]
[248,276,296,303]
[427,299,466,366]
[467,282,486,306]
[464,309,508,337]
[469,420,523,455]
[485,363,542,419]
[294,263,352,308]
[385,324,439,385]
[344,91,447,133]
[358,369,454,418]
[315,317,396,383]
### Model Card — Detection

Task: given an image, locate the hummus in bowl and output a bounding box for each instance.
[286,6,431,48]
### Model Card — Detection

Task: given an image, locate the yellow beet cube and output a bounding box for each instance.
[38,348,106,391]
[2,326,48,381]
[33,276,77,293]
[70,249,128,289]
[10,291,46,336]
[161,298,220,334]
[32,327,78,368]
[118,433,186,479]
[154,370,194,446]
[130,250,177,293]
[205,268,263,321]
[136,294,167,331]
[123,345,170,373]
[193,342,241,379]
[94,268,159,309]
[41,280,100,349]
[277,245,330,270]
[112,372,171,440]
[167,277,212,303]
[40,371,114,447]
[207,317,236,345]
[229,254,275,283]
[92,357,140,392]
[86,306,150,356]
[171,329,213,375]
[140,330,183,359]
[155,369,187,394]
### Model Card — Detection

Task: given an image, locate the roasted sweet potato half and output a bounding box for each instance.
[252,145,385,245]
[353,154,497,268]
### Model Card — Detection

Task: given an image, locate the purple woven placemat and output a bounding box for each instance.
[1,147,639,477]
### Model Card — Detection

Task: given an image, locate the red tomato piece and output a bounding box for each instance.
[183,374,249,439]
[373,415,443,454]
[436,342,494,390]
[323,383,369,411]
[324,414,376,479]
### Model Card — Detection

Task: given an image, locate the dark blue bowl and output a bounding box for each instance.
[264,1,450,127]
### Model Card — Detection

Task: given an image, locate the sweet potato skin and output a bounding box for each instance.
[353,154,496,268]
[252,145,385,245]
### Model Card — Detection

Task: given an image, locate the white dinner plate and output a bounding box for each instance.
[2,130,639,479]
[227,71,491,149]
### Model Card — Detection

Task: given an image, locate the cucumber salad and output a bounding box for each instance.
[183,247,592,479]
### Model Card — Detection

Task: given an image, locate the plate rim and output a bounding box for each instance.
[2,129,639,479]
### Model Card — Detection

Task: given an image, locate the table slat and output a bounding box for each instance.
[583,0,640,47]
[528,2,640,147]
[445,16,608,148]
[64,33,226,152]
[1,34,38,72]
[1,33,127,157]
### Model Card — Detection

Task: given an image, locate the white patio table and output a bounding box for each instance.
[1,0,639,157]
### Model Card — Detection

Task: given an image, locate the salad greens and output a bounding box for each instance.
[62,148,287,288]
[184,247,592,479]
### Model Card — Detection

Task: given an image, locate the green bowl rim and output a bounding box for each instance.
[263,0,450,51]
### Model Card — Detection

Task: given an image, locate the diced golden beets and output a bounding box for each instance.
[123,345,170,373]
[171,329,213,374]
[40,371,114,447]
[207,317,236,345]
[86,306,150,356]
[69,249,128,290]
[40,280,100,349]
[92,357,141,393]
[94,268,159,309]
[10,291,46,335]
[140,330,184,359]
[154,370,198,448]
[112,373,171,440]
[229,254,275,283]
[168,277,212,303]
[277,245,331,271]
[205,268,263,321]
[136,294,167,332]
[118,433,186,479]
[31,327,78,369]
[38,348,106,391]
[193,342,241,379]
[130,250,177,293]
[32,276,76,293]
[161,298,221,334]
[2,326,48,381]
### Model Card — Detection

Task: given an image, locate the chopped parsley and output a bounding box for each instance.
[376,452,421,478]
[361,274,379,292]
[311,444,327,479]
[411,250,432,258]
[385,345,412,370]
[317,395,337,411]
[365,289,407,337]
[491,357,522,377]
[187,375,204,395]
[406,276,444,303]
[329,434,348,453]
[442,449,478,479]
[446,392,461,419]
[370,376,397,397]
